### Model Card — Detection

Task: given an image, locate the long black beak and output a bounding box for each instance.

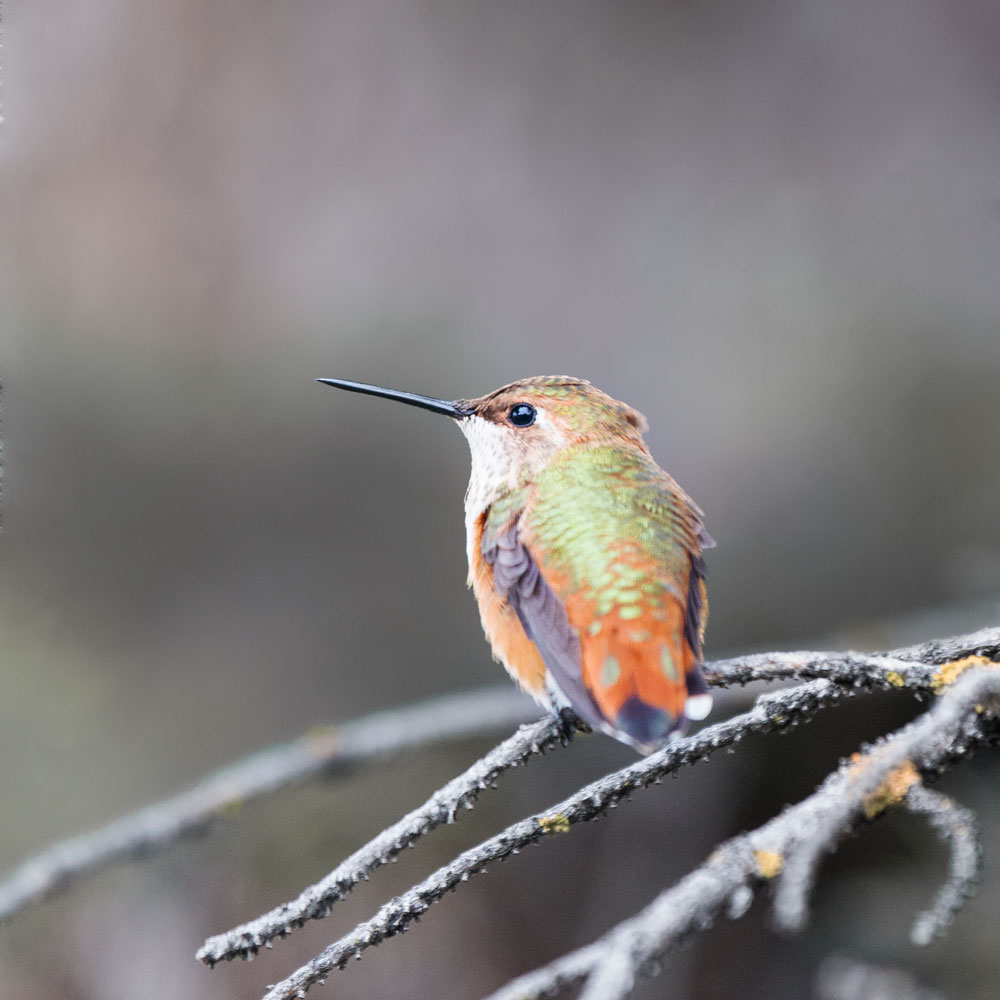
[317,378,471,419]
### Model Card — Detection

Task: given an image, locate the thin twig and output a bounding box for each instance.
[483,668,1000,1000]
[257,679,843,999]
[905,784,981,946]
[0,686,537,923]
[197,712,569,965]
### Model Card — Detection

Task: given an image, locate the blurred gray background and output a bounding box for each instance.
[2,0,1000,997]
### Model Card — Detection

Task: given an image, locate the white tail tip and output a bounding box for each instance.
[684,694,713,721]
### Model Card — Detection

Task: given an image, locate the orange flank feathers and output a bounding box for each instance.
[469,518,548,700]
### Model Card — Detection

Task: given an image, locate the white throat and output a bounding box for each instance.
[456,415,518,576]
[457,416,517,519]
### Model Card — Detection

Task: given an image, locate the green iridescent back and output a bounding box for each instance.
[523,443,700,616]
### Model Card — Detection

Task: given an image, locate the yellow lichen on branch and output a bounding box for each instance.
[931,655,996,695]
[754,850,783,879]
[850,757,921,819]
[538,813,571,835]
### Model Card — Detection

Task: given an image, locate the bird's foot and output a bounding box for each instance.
[555,707,589,747]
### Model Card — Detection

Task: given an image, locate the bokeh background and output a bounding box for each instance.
[2,0,1000,997]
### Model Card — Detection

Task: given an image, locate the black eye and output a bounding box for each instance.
[508,403,536,427]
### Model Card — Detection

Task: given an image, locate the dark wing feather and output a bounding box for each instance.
[483,524,605,730]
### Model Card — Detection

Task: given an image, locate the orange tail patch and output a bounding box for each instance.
[573,596,694,741]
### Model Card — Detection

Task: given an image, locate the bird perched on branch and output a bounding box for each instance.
[319,375,713,753]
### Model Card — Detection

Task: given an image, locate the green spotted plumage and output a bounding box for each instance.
[522,444,697,615]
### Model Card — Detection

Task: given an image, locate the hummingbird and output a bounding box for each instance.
[318,375,713,753]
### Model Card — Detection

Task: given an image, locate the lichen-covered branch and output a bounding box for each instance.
[253,678,843,998]
[201,627,1000,977]
[704,626,1000,691]
[0,685,537,923]
[197,711,570,966]
[9,629,996,929]
[7,628,997,1000]
[482,666,999,1000]
[771,665,999,933]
